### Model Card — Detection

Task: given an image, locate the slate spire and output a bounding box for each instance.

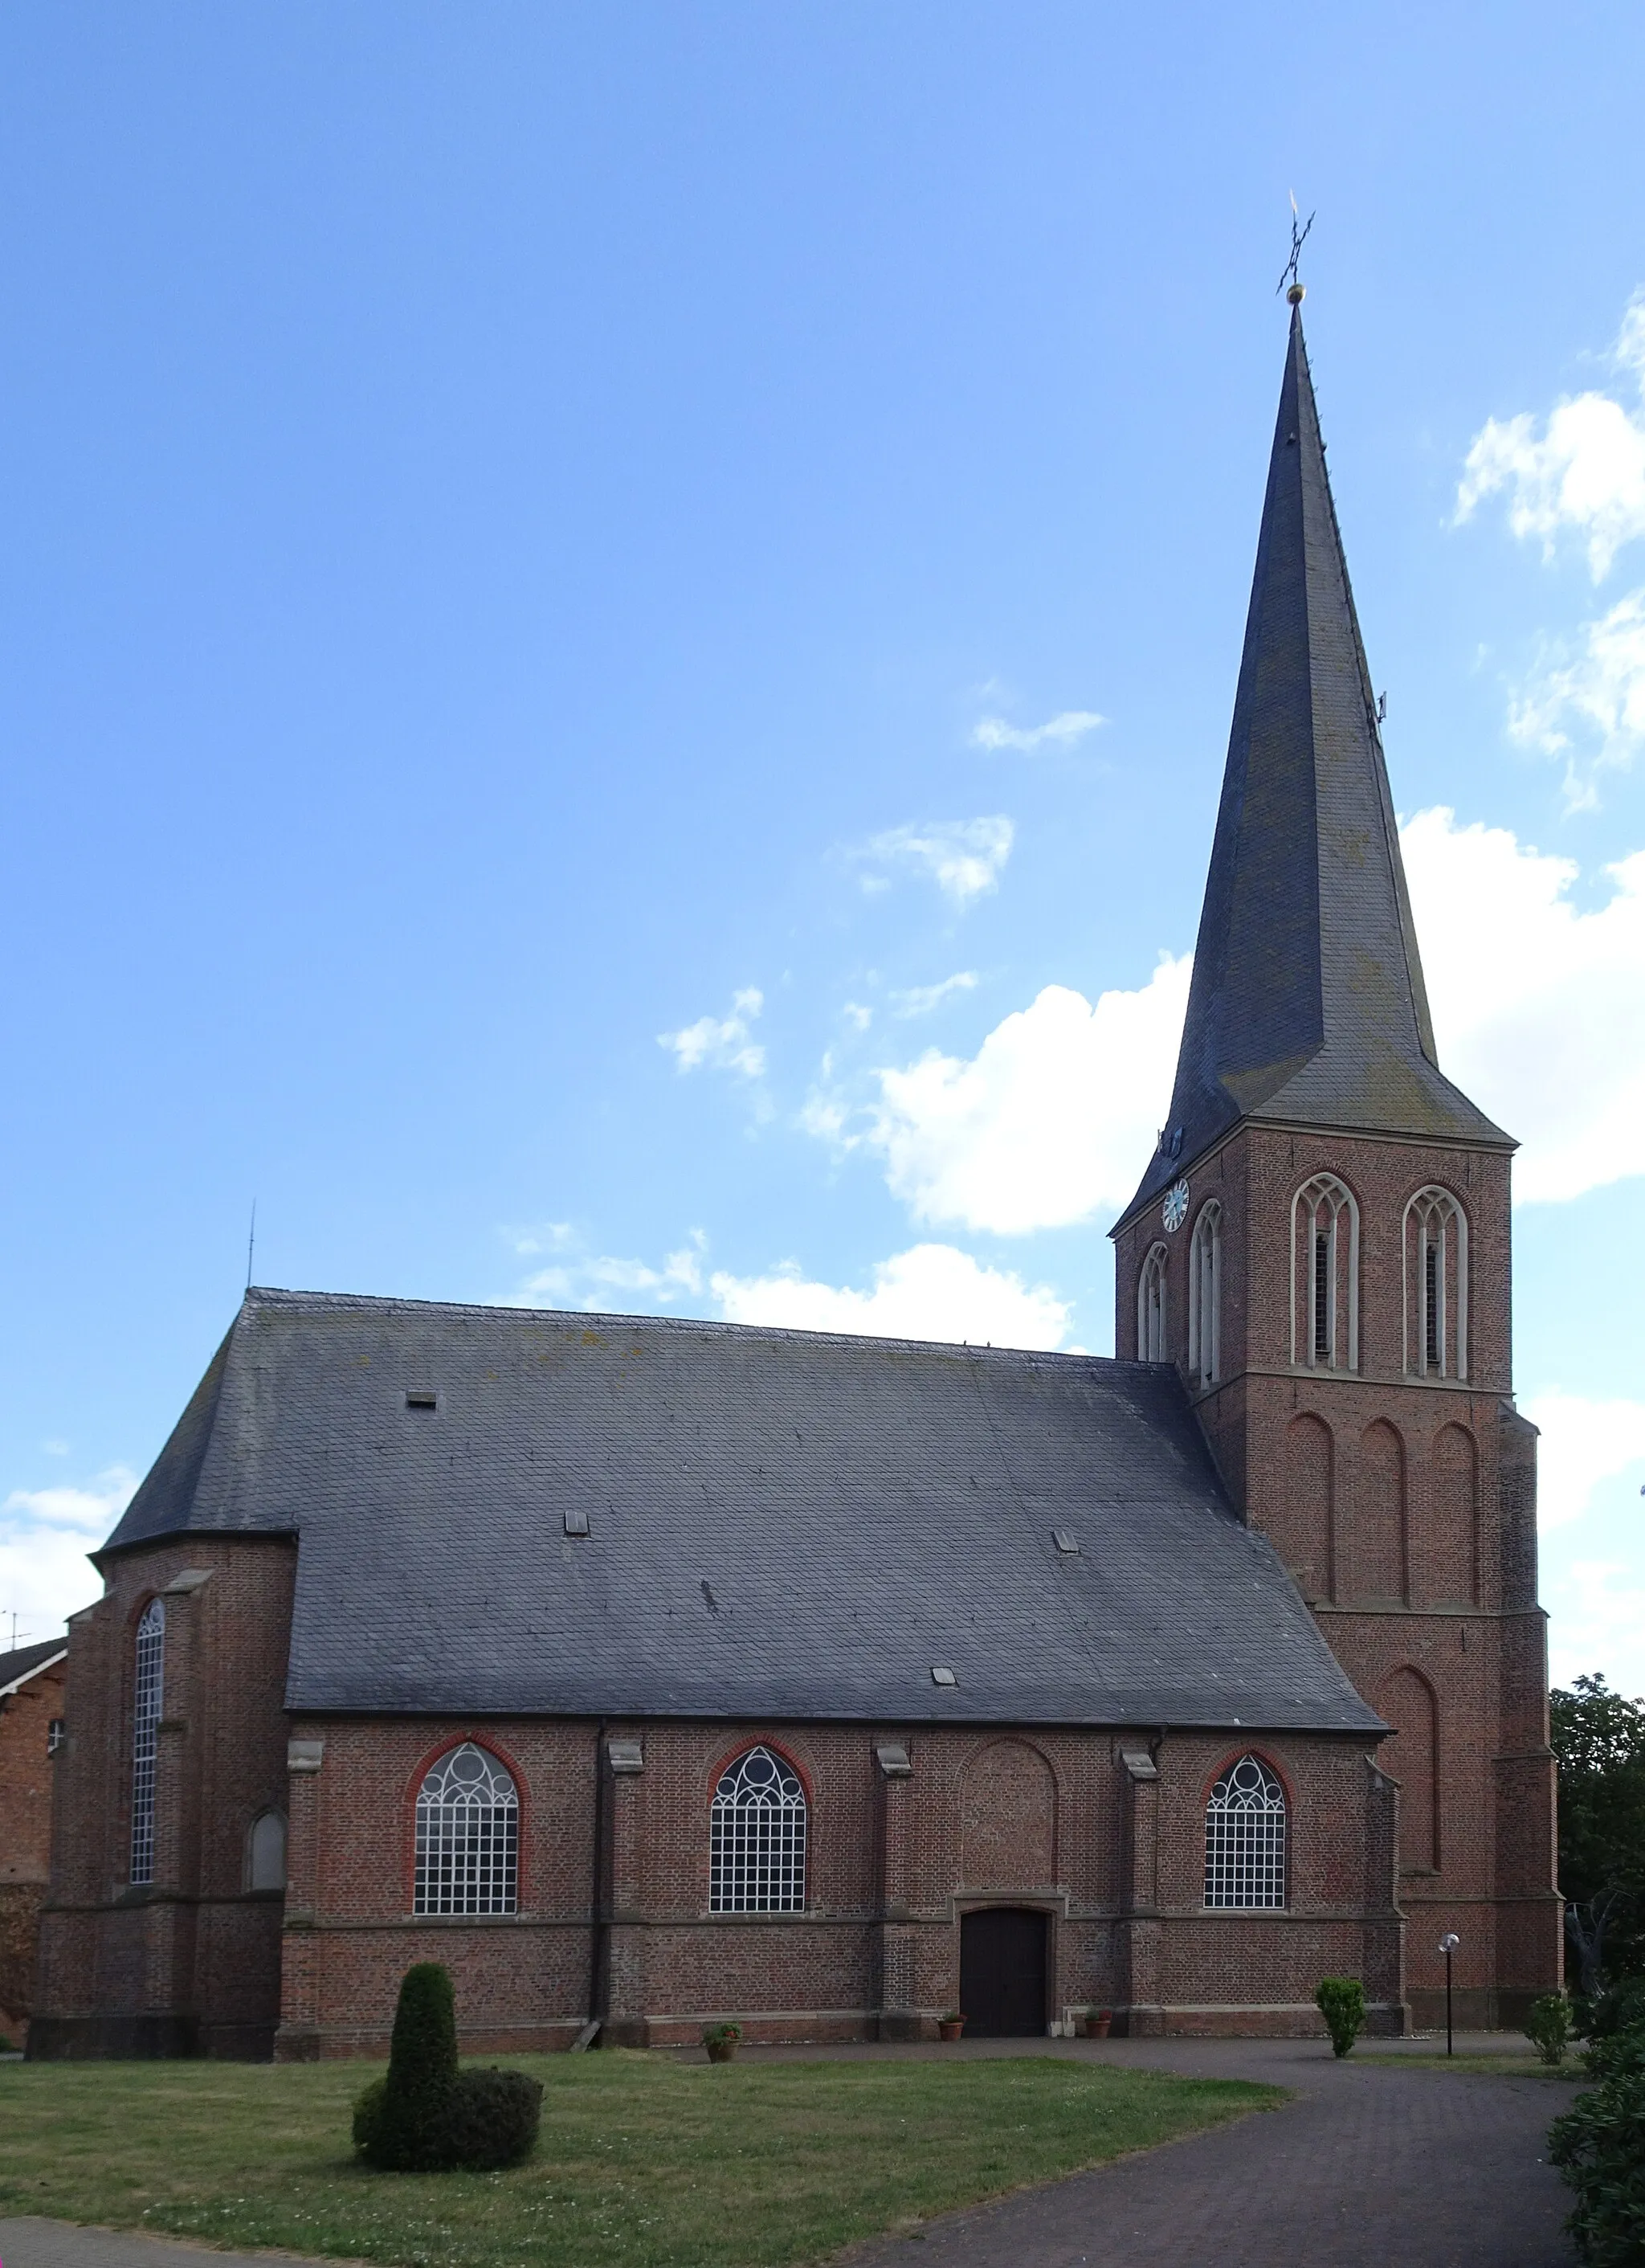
[1125,304,1509,1221]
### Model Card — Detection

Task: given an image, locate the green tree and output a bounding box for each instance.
[1551,1675,1645,1997]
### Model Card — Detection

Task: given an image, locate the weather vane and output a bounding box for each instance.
[1277,193,1315,304]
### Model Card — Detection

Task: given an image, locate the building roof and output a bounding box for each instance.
[1123,307,1510,1228]
[0,1637,67,1699]
[101,1287,1382,1735]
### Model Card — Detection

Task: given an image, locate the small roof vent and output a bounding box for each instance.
[1052,1529,1080,1555]
[564,1510,590,1538]
[405,1390,438,1412]
[930,1665,957,1688]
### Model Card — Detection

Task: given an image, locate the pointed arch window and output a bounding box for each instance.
[1402,1187,1467,1381]
[1203,1754,1287,1909]
[1188,1201,1222,1388]
[1137,1243,1169,1363]
[129,1598,165,1886]
[414,1743,518,1915]
[1290,1175,1359,1372]
[710,1745,807,1913]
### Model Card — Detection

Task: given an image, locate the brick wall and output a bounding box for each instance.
[276,1714,1401,2058]
[31,1537,296,2059]
[0,1653,64,2041]
[1113,1121,1562,2028]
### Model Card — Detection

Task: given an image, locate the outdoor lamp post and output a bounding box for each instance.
[1439,1933,1460,2057]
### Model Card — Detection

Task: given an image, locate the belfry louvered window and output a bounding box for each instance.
[414,1743,518,1915]
[1137,1243,1169,1363]
[1188,1201,1222,1388]
[1203,1754,1287,1909]
[710,1746,807,1913]
[1290,1175,1359,1372]
[129,1598,165,1886]
[1402,1187,1468,1381]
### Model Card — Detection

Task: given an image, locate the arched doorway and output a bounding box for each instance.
[959,1907,1048,2037]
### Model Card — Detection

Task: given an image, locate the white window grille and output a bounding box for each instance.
[1188,1201,1222,1387]
[1203,1753,1287,1909]
[710,1745,807,1913]
[1402,1187,1467,1381]
[414,1743,518,1915]
[130,1598,165,1886]
[1289,1175,1359,1371]
[1137,1243,1169,1363]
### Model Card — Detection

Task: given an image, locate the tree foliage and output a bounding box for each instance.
[1551,1676,1645,1996]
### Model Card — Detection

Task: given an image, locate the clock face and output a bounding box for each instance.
[1162,1179,1190,1233]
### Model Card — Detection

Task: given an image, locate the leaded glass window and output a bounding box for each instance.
[709,1745,806,1913]
[130,1598,165,1886]
[1203,1753,1287,1909]
[414,1743,518,1915]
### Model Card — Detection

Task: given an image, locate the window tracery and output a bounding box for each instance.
[1188,1201,1222,1387]
[1137,1243,1169,1363]
[414,1743,518,1915]
[1290,1175,1359,1371]
[709,1745,807,1913]
[130,1598,165,1887]
[1202,1753,1287,1909]
[1402,1187,1468,1381]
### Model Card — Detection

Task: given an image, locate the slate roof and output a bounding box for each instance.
[100,1288,1382,1735]
[0,1637,67,1698]
[1123,307,1510,1227]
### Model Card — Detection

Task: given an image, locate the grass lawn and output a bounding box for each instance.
[0,2050,1283,2268]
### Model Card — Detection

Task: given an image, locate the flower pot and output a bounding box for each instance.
[938,2019,965,2041]
[706,2039,739,2063]
[1086,2012,1112,2040]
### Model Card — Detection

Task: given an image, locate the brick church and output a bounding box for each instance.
[31,302,1561,2059]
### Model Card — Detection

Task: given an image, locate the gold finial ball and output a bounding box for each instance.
[1286,283,1306,306]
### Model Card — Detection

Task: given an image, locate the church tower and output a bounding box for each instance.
[1110,298,1561,2028]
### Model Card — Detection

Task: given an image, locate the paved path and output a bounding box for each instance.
[0,2036,1578,2268]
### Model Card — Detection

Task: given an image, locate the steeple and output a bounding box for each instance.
[1125,304,1509,1222]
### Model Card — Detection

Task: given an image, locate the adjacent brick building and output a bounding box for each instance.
[1,1637,67,2046]
[30,300,1560,2059]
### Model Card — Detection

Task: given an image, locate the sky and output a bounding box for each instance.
[3,2,1644,1694]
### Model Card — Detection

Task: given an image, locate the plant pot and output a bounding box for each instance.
[1085,2012,1113,2040]
[937,2020,965,2041]
[706,2040,738,2063]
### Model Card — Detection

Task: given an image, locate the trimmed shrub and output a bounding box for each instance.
[1526,1992,1574,2067]
[353,1963,541,2172]
[1549,2024,1645,2264]
[1314,1976,1366,2058]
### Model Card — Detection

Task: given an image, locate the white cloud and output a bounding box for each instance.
[1547,1559,1645,1696]
[517,1233,706,1308]
[1522,1392,1645,1531]
[659,987,765,1079]
[0,1465,135,1641]
[862,960,1191,1234]
[709,1243,1071,1350]
[841,1002,873,1032]
[1401,807,1645,1199]
[858,817,1014,906]
[891,971,978,1018]
[972,710,1106,753]
[1456,292,1645,581]
[1506,589,1645,806]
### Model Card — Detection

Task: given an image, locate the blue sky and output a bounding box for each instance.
[4,3,1644,1690]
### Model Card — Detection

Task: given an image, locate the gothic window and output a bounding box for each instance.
[1137,1243,1169,1363]
[414,1743,518,1915]
[709,1745,807,1913]
[129,1598,165,1886]
[1203,1753,1287,1909]
[1378,1668,1439,1873]
[247,1810,288,1892]
[1188,1201,1222,1388]
[1402,1187,1468,1381]
[1290,1175,1359,1372]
